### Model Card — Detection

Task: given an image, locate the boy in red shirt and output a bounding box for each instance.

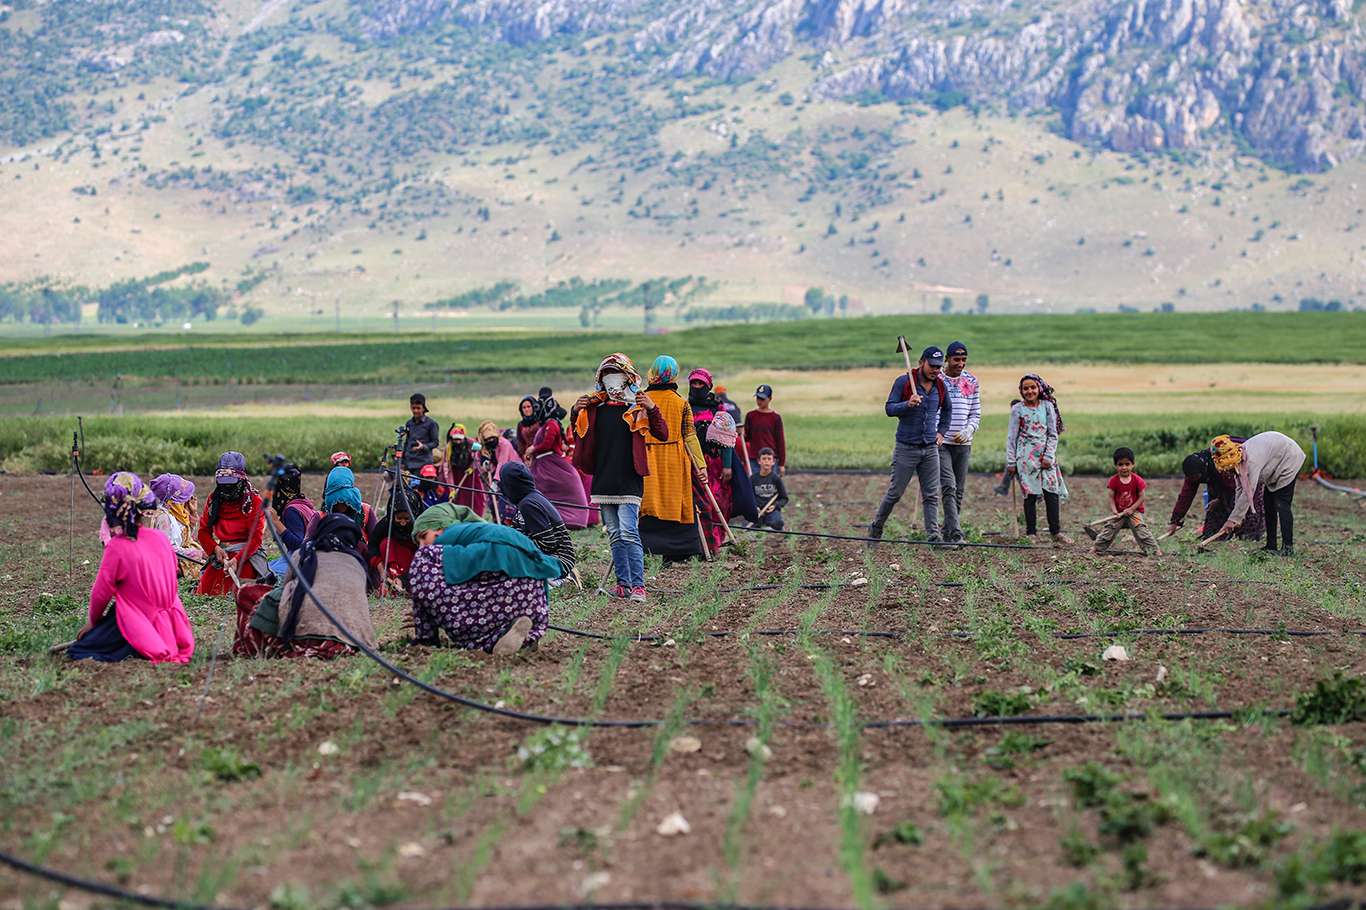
[743,383,786,476]
[1091,447,1161,556]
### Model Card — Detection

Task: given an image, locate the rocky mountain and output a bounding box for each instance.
[358,0,1365,171]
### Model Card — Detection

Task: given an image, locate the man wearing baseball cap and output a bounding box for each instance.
[403,392,441,473]
[939,341,981,543]
[868,345,952,543]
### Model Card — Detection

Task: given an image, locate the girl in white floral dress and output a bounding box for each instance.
[1005,374,1072,546]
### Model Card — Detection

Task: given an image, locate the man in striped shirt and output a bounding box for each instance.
[940,341,981,543]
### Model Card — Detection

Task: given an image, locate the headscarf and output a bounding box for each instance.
[575,353,653,439]
[446,423,474,474]
[648,354,679,387]
[706,410,738,447]
[688,367,714,408]
[413,501,485,540]
[104,471,156,539]
[1019,373,1065,434]
[207,452,255,528]
[150,473,194,505]
[518,396,540,428]
[540,396,567,423]
[322,466,363,515]
[538,387,553,402]
[270,463,305,515]
[477,420,501,442]
[1210,435,1244,472]
[499,461,563,538]
[369,487,422,550]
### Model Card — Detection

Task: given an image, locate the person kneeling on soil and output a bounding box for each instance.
[369,487,423,595]
[1089,447,1160,556]
[500,461,577,581]
[70,472,196,664]
[748,448,789,530]
[1210,431,1306,556]
[233,512,378,660]
[405,502,560,654]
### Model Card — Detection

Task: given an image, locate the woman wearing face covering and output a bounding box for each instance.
[476,420,519,522]
[688,368,740,551]
[522,394,593,529]
[196,451,267,595]
[438,423,487,517]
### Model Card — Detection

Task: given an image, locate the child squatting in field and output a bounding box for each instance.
[1087,447,1161,556]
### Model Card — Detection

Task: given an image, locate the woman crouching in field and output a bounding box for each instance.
[405,503,561,655]
[1005,374,1073,546]
[70,473,195,664]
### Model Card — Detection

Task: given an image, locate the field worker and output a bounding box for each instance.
[369,486,422,594]
[415,463,446,510]
[309,465,377,551]
[439,423,487,517]
[405,502,558,654]
[477,420,519,521]
[196,452,267,594]
[639,354,712,560]
[522,393,593,529]
[939,340,981,543]
[148,473,205,580]
[689,368,737,551]
[1211,431,1306,556]
[869,346,951,543]
[69,472,194,664]
[1006,374,1072,546]
[330,451,352,469]
[500,461,577,581]
[571,353,668,598]
[714,384,743,425]
[403,393,441,472]
[233,511,378,660]
[743,383,786,476]
[749,448,789,530]
[1090,447,1161,556]
[514,396,540,455]
[264,462,315,577]
[1166,440,1265,542]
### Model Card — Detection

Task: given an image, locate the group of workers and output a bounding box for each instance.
[66,344,1311,668]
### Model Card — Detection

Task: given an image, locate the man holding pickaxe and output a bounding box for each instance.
[868,340,953,544]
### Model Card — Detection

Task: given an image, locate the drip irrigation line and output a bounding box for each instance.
[0,850,1355,910]
[733,524,1034,550]
[547,623,1365,645]
[1313,472,1366,500]
[258,511,1317,734]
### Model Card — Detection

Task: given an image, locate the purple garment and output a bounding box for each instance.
[406,546,547,652]
[150,473,195,505]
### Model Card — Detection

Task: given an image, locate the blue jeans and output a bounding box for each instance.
[599,502,644,589]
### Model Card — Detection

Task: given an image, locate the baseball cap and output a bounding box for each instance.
[755,383,773,399]
[920,346,945,366]
[330,451,351,467]
[419,464,438,479]
[946,341,968,357]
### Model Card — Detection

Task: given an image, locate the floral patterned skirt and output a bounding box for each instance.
[406,546,547,652]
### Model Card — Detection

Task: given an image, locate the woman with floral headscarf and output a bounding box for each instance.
[438,423,487,517]
[1005,374,1072,546]
[196,452,267,594]
[148,473,205,580]
[69,472,194,663]
[1209,431,1306,555]
[522,393,592,529]
[639,355,712,559]
[688,367,743,550]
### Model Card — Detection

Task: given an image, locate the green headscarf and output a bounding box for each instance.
[412,501,485,541]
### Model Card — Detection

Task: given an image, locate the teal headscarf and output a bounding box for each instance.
[648,354,679,385]
[322,466,362,514]
[434,521,562,586]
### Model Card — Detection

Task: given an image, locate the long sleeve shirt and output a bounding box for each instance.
[751,471,789,511]
[403,415,442,469]
[89,530,195,663]
[1229,431,1306,525]
[942,370,982,444]
[742,409,786,467]
[1005,401,1059,469]
[885,372,951,447]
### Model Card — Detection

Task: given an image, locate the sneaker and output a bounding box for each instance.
[927,535,944,545]
[1280,546,1295,557]
[1052,532,1074,547]
[492,616,533,656]
[629,586,647,602]
[948,530,966,544]
[612,584,628,599]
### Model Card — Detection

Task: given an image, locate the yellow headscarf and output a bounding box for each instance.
[1210,435,1244,472]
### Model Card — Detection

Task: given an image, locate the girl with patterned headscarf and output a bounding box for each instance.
[148,473,206,579]
[688,367,739,550]
[1006,374,1071,545]
[639,354,715,559]
[69,472,195,664]
[439,423,488,517]
[196,452,267,595]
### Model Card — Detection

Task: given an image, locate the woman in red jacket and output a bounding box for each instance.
[196,451,266,595]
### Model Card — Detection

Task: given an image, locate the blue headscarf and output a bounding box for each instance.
[322,466,363,515]
[648,354,679,386]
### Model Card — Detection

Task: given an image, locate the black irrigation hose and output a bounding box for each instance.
[547,623,1366,644]
[2,850,1356,910]
[733,524,1034,550]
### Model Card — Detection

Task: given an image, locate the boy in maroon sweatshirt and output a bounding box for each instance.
[743,383,786,477]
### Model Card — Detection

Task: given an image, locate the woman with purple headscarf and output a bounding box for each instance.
[148,473,206,578]
[68,472,195,664]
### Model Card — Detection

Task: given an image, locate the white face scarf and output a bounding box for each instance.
[602,372,632,402]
